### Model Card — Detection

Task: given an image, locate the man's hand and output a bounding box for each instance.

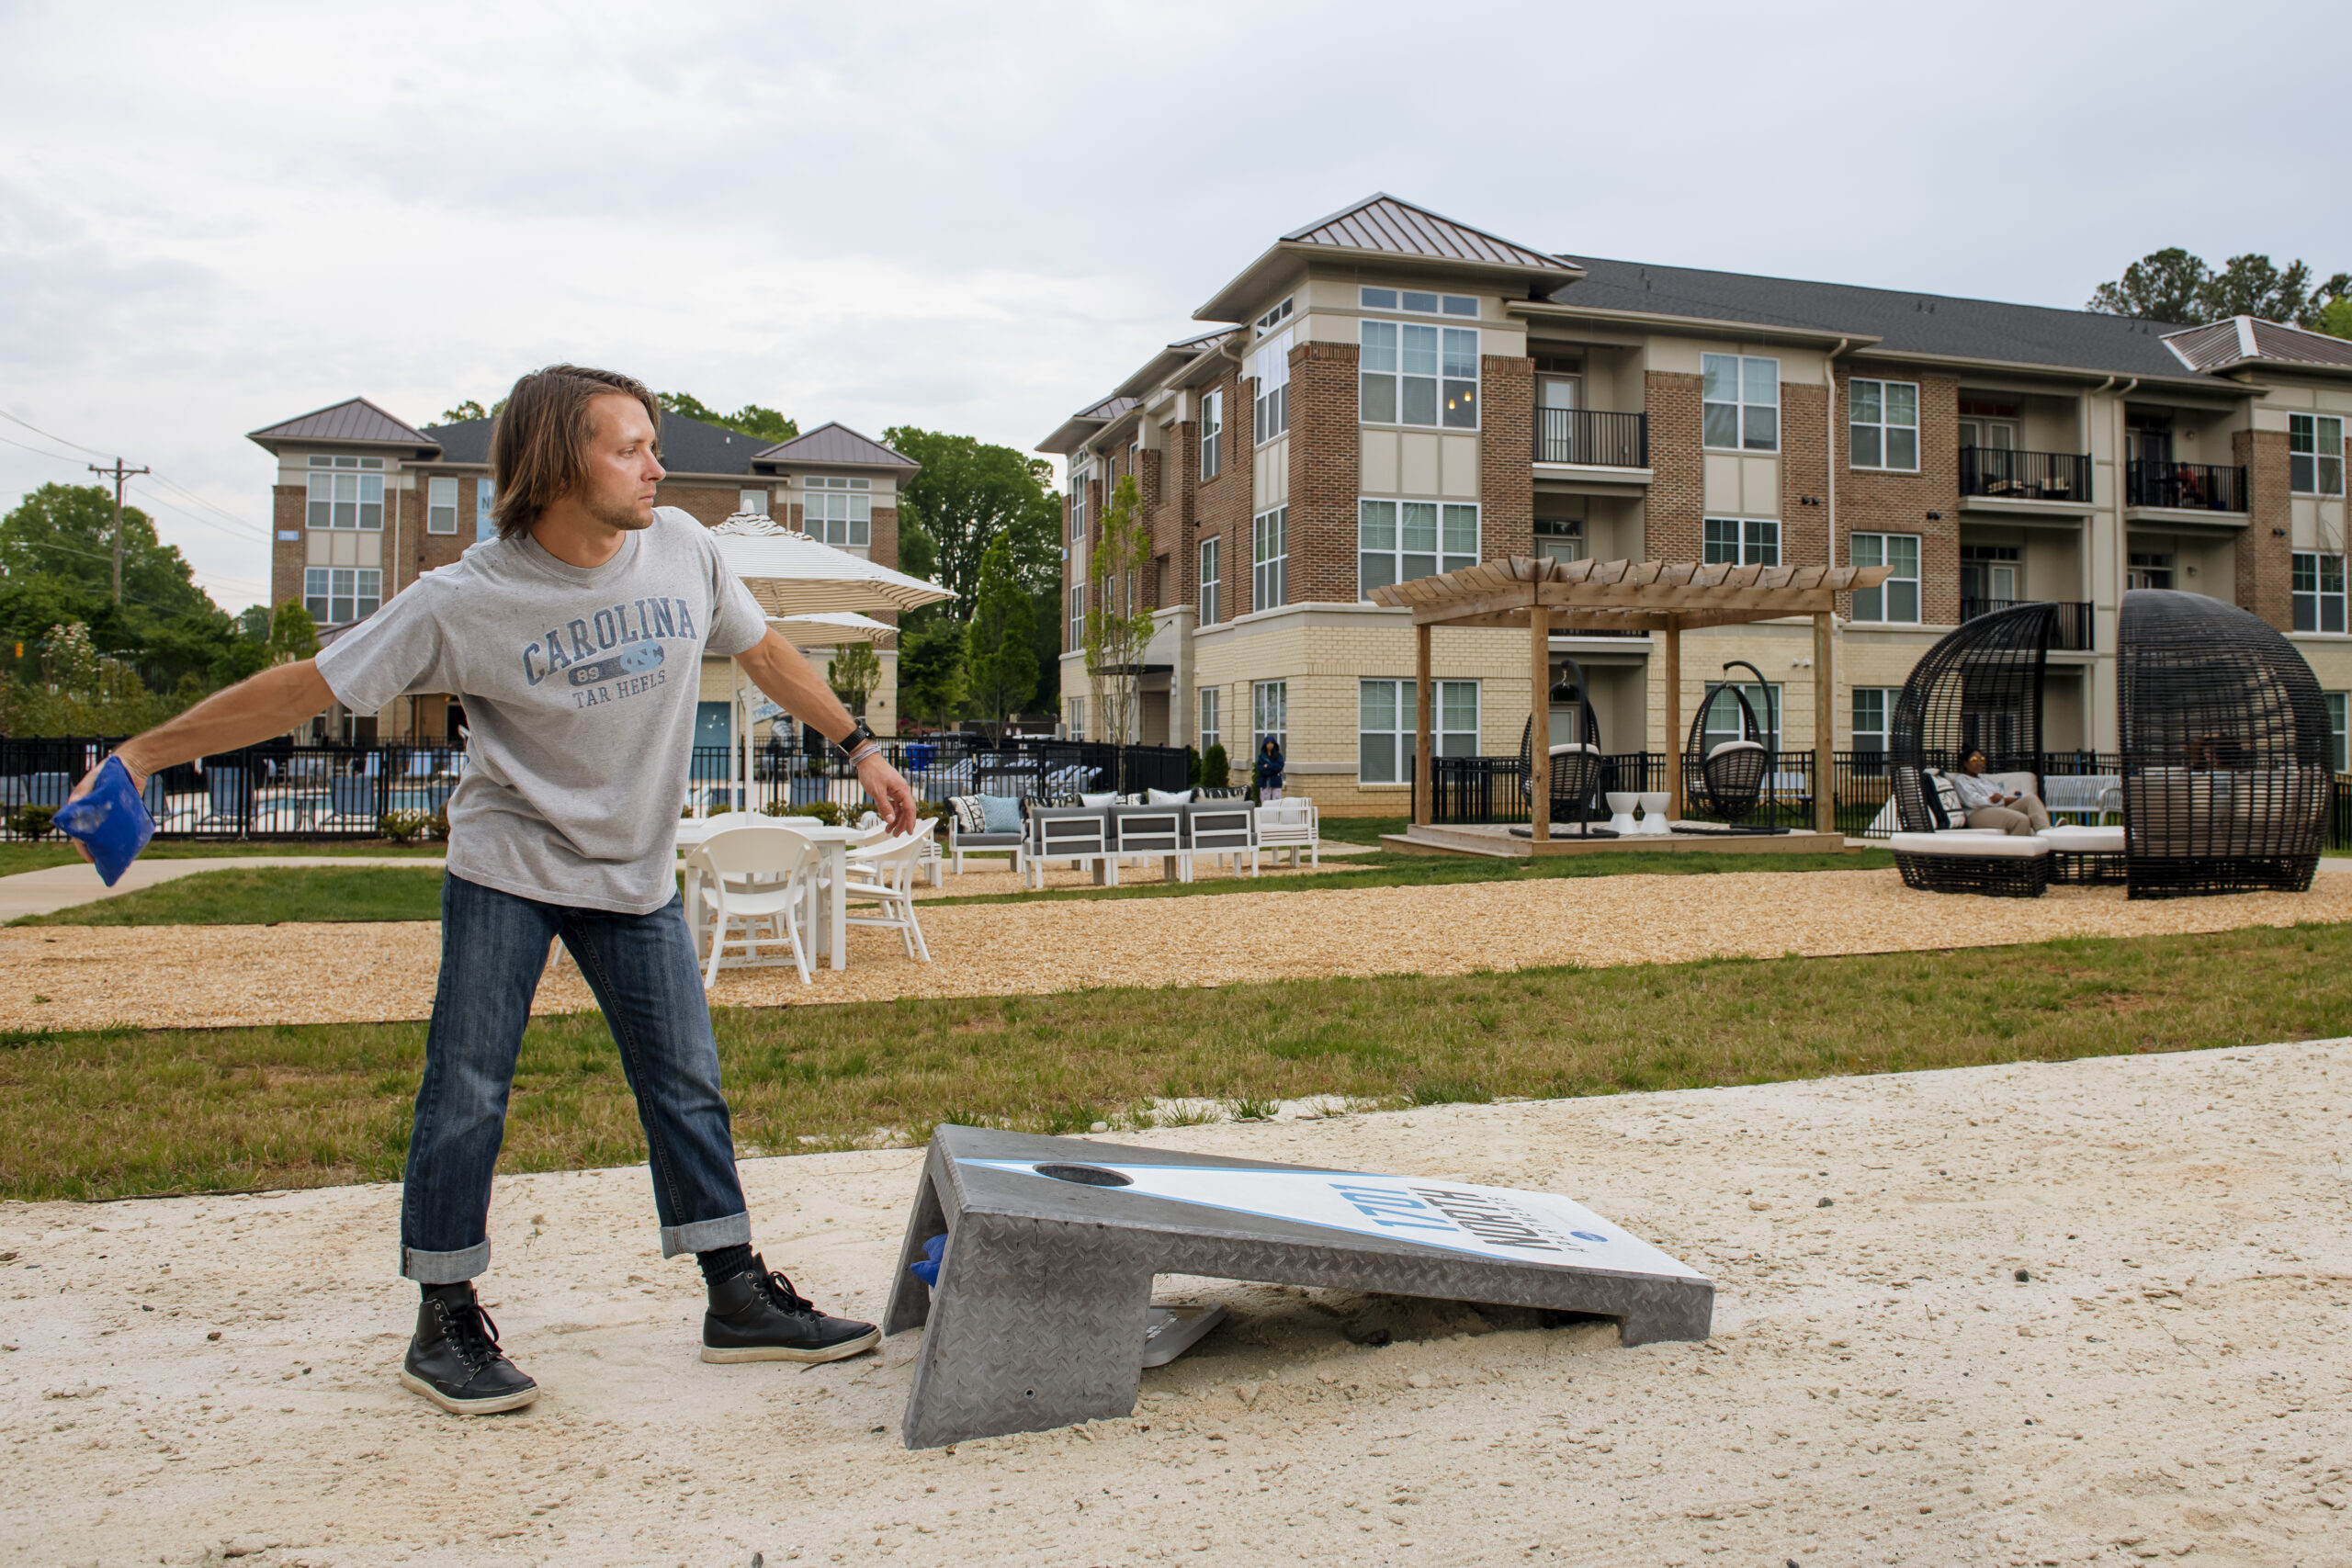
[856,751,919,836]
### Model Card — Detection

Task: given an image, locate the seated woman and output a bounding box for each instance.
[1951,749,2051,835]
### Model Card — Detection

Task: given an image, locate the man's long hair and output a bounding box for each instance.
[486,365,662,540]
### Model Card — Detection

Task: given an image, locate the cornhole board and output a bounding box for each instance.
[881,1126,1713,1450]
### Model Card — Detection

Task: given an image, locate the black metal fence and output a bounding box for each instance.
[0,734,1193,841]
[1428,750,1815,831]
[1959,446,2092,503]
[2125,459,2247,513]
[1533,407,1647,468]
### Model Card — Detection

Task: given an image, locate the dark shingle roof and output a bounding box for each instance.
[416,409,782,475]
[2162,316,2352,375]
[424,417,492,463]
[753,422,918,469]
[1286,194,1570,275]
[1553,257,2216,381]
[248,397,436,450]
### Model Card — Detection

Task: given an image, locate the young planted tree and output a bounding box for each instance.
[963,532,1037,742]
[897,620,967,734]
[826,641,882,717]
[266,601,321,664]
[1082,474,1156,751]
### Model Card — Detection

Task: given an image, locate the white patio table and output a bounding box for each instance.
[675,817,882,973]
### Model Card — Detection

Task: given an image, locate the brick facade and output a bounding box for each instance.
[1283,339,1359,610]
[1195,360,1252,614]
[1643,371,1704,563]
[2235,427,2295,631]
[1831,369,1962,625]
[1477,352,1534,559]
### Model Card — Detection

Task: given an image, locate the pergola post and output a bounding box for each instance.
[1530,599,1551,842]
[1814,610,1836,836]
[1662,622,1682,822]
[1413,621,1433,828]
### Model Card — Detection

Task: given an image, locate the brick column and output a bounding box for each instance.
[2235,427,2294,631]
[1479,353,1534,560]
[1645,371,1704,562]
[1285,340,1360,605]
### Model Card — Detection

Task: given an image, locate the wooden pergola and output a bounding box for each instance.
[1368,557,1894,840]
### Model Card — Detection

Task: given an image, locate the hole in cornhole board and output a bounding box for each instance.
[1032,1163,1133,1188]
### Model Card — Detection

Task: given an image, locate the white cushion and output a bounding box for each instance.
[2038,826,2125,852]
[1548,742,1600,757]
[1145,787,1193,804]
[1891,831,2050,859]
[1708,739,1766,760]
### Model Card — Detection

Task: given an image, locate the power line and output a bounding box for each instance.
[1,407,268,537]
[89,458,152,604]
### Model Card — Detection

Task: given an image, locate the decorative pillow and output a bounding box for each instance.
[1919,770,1964,831]
[1146,787,1193,805]
[978,794,1023,833]
[1079,790,1120,807]
[946,795,988,836]
[1195,785,1248,800]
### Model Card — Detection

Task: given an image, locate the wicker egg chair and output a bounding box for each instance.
[1514,657,1610,837]
[1681,660,1781,831]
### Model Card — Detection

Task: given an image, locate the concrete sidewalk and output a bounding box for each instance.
[0,856,445,921]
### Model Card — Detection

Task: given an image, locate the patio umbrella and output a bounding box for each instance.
[770,611,900,649]
[708,513,953,811]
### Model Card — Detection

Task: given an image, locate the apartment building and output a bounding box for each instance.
[246,398,916,743]
[1040,194,2352,811]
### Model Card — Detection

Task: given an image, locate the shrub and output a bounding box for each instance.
[377,810,431,845]
[7,805,57,840]
[1186,745,1202,787]
[425,808,449,841]
[763,799,842,825]
[1201,743,1229,789]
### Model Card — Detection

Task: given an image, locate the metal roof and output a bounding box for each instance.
[2162,316,2352,375]
[247,398,436,452]
[1551,258,2230,383]
[1283,194,1571,274]
[752,421,919,469]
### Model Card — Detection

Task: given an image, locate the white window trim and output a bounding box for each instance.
[2292,551,2347,635]
[304,454,386,531]
[1252,506,1287,613]
[1255,296,1294,335]
[1848,378,1921,472]
[1849,532,1922,624]
[803,477,870,547]
[1200,392,1223,480]
[1198,536,1220,628]
[1252,680,1287,750]
[1357,286,1479,318]
[1702,516,1781,568]
[302,565,383,627]
[425,476,459,535]
[1253,329,1292,446]
[1356,498,1478,600]
[1851,687,1896,753]
[2325,692,2347,773]
[1358,677,1477,784]
[2290,413,2346,497]
[1358,318,1479,431]
[1069,581,1085,652]
[1702,354,1781,453]
[1198,686,1221,755]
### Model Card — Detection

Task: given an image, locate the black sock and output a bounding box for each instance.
[697,1243,755,1287]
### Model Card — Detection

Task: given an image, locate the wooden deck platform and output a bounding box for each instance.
[1381,823,1853,860]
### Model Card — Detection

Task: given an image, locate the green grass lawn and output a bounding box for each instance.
[0,840,447,877]
[13,866,450,926]
[3,920,2346,1201]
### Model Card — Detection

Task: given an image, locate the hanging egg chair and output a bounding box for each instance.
[1684,660,1782,831]
[1512,655,1613,838]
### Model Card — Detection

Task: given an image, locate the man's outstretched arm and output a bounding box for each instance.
[75,660,338,797]
[733,629,917,835]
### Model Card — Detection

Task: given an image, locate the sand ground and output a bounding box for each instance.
[6,867,2350,1030]
[6,1039,2347,1567]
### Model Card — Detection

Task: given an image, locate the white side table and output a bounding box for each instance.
[1604,791,1640,836]
[1637,791,1672,834]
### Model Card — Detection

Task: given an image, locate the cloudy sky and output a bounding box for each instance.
[4,0,2348,611]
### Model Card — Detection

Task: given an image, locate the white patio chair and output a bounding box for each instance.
[1254,796,1319,869]
[835,818,935,962]
[685,824,818,987]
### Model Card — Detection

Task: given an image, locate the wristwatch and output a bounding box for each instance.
[833,719,879,760]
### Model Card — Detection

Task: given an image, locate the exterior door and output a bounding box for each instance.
[1536,376,1578,462]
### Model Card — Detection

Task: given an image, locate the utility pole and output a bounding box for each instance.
[87,458,150,604]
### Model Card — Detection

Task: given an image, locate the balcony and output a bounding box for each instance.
[1533,408,1647,469]
[1960,447,2092,504]
[2125,459,2246,513]
[1961,597,2094,651]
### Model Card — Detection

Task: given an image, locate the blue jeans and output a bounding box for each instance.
[400,873,752,1283]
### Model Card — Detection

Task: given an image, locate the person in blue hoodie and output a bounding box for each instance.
[1254,734,1285,803]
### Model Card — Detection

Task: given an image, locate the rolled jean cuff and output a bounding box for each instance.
[402,1239,491,1284]
[662,1211,752,1259]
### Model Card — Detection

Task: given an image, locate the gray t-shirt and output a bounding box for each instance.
[317,506,768,914]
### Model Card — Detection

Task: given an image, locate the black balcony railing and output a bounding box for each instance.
[1533,408,1647,468]
[2125,459,2247,513]
[1960,598,2095,651]
[1960,447,2092,503]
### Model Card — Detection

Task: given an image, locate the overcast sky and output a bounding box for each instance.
[4,0,2348,611]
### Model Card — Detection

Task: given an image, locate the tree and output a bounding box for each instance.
[962,533,1037,741]
[826,641,881,717]
[0,483,212,617]
[2317,296,2352,342]
[881,427,1062,611]
[266,601,320,665]
[2089,248,2352,328]
[897,620,967,733]
[0,621,177,736]
[1081,475,1156,750]
[656,392,798,445]
[440,399,494,423]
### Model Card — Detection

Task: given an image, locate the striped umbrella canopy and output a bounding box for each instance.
[770,611,899,649]
[708,513,953,617]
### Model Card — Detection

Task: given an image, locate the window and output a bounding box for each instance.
[1358,500,1476,596]
[474,481,497,543]
[1358,678,1477,784]
[1960,543,2020,610]
[425,476,458,535]
[1959,399,2018,451]
[303,566,381,626]
[1702,355,1779,451]
[1198,686,1220,755]
[1703,517,1779,566]
[1069,581,1084,651]
[803,476,870,547]
[1852,688,1895,754]
[2293,552,2347,633]
[1702,682,1780,754]
[1069,464,1088,542]
[1849,533,1921,623]
[1252,330,1292,445]
[1849,379,1919,470]
[2327,693,2347,773]
[1359,319,1478,429]
[2129,552,2175,592]
[1534,517,1585,565]
[2290,413,2345,496]
[1252,506,1286,611]
[1256,296,1293,334]
[739,489,768,517]
[305,455,383,530]
[1198,536,1221,627]
[1068,697,1085,739]
[1358,287,1477,317]
[1199,391,1222,479]
[1252,680,1287,752]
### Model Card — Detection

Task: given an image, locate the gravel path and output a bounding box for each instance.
[6,1040,2346,1565]
[4,867,2348,1030]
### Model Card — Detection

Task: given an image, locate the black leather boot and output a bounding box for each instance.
[400,1283,540,1415]
[702,1256,878,1365]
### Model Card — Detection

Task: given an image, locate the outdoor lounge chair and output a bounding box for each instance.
[1023,805,1116,888]
[1253,797,1318,868]
[945,795,1024,874]
[1185,798,1258,874]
